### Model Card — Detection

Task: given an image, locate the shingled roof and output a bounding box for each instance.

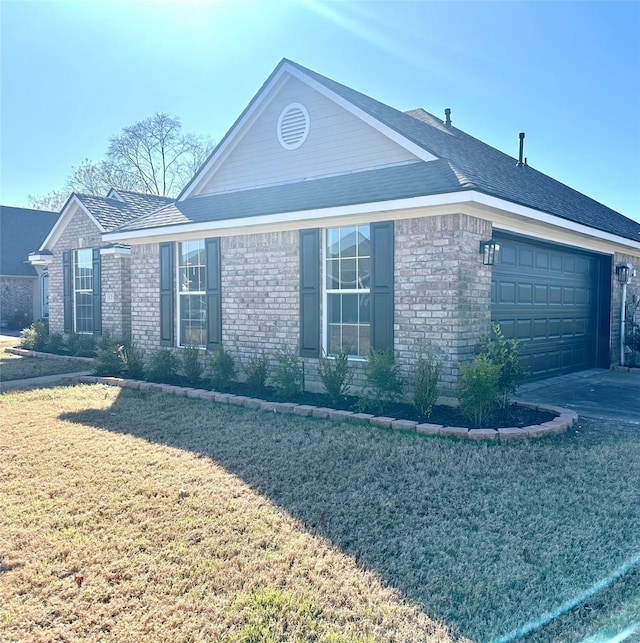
[0,206,58,276]
[113,59,640,243]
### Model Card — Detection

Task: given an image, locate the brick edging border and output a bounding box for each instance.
[73,375,578,441]
[5,347,95,364]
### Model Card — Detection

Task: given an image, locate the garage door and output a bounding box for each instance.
[491,234,607,379]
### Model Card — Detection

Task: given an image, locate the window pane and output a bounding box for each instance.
[359,325,370,355]
[180,294,206,346]
[326,259,339,289]
[327,294,340,323]
[341,325,358,356]
[326,228,340,259]
[340,258,356,289]
[328,325,342,354]
[75,292,93,333]
[179,241,205,293]
[358,258,370,289]
[342,294,358,324]
[358,225,370,257]
[340,226,357,257]
[359,293,370,323]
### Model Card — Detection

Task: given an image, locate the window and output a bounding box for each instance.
[74,248,93,333]
[41,272,49,319]
[178,240,206,346]
[325,224,371,357]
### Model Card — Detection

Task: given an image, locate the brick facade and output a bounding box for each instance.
[612,251,640,366]
[130,243,161,350]
[0,276,36,326]
[100,253,132,339]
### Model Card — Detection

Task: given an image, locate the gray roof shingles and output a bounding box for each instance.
[114,59,640,243]
[0,206,58,276]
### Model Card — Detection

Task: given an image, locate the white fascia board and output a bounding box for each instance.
[104,189,640,254]
[180,71,290,201]
[27,253,53,266]
[285,64,437,163]
[100,246,131,257]
[39,196,106,250]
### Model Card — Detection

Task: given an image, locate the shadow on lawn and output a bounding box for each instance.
[61,387,640,643]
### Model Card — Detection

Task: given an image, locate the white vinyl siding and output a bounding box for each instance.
[197,76,418,196]
[178,240,206,347]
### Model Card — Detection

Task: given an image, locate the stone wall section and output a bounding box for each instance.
[394,214,493,395]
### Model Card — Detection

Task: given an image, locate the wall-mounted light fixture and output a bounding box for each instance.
[616,264,636,285]
[479,240,500,266]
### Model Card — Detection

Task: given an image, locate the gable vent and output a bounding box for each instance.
[277,103,310,150]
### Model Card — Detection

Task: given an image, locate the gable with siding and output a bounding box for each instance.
[195,75,420,197]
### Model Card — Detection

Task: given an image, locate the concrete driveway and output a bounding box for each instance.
[516,369,640,424]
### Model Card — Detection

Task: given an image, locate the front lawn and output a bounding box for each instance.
[0,350,90,381]
[1,384,639,642]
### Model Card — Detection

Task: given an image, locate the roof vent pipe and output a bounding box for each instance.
[444,108,452,127]
[517,132,525,166]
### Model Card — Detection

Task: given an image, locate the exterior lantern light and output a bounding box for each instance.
[616,264,633,285]
[479,240,500,266]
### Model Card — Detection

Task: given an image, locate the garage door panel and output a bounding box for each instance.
[492,235,601,379]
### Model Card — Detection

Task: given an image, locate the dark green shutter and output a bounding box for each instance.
[299,229,320,358]
[205,237,222,349]
[370,221,394,353]
[63,250,72,333]
[92,248,101,335]
[159,242,174,347]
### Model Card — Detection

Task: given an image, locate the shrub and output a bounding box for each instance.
[271,345,303,400]
[45,332,65,355]
[8,310,32,330]
[413,350,441,418]
[66,332,97,357]
[457,356,500,426]
[361,349,404,415]
[318,351,352,407]
[182,345,204,386]
[479,323,526,407]
[208,346,237,392]
[122,342,145,380]
[244,353,269,395]
[94,335,125,377]
[145,348,180,384]
[19,320,48,352]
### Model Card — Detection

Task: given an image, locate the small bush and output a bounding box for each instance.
[361,349,404,415]
[208,346,237,392]
[318,352,352,407]
[244,353,269,395]
[8,310,32,330]
[271,345,303,400]
[457,356,500,426]
[480,323,526,407]
[66,332,97,357]
[413,350,441,418]
[145,348,180,384]
[122,342,145,380]
[45,332,65,355]
[19,320,48,352]
[182,345,204,386]
[94,335,125,377]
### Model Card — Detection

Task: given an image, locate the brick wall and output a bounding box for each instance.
[101,254,132,338]
[130,243,161,350]
[0,276,36,326]
[612,251,640,366]
[394,214,493,395]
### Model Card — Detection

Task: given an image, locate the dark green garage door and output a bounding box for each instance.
[491,233,609,379]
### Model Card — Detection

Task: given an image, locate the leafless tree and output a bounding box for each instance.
[28,113,215,208]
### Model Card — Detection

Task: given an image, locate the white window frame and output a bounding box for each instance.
[176,240,207,348]
[41,271,49,319]
[322,224,371,359]
[73,248,93,334]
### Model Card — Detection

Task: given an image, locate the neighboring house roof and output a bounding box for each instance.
[0,205,58,276]
[111,59,640,244]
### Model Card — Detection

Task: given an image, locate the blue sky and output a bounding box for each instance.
[1,0,639,220]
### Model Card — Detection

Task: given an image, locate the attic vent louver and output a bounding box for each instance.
[277,103,310,150]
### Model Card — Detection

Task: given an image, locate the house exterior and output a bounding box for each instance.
[30,189,173,339]
[38,60,640,394]
[0,205,58,328]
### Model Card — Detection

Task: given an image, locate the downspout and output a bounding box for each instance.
[621,281,627,367]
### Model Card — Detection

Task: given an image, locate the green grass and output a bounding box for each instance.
[0,350,90,381]
[1,383,639,642]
